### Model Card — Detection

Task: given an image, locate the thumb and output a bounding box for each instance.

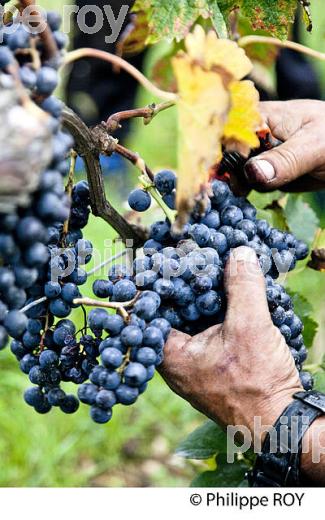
[244,130,324,189]
[158,329,190,378]
[224,246,271,331]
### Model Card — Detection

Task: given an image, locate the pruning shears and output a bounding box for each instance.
[216,126,282,181]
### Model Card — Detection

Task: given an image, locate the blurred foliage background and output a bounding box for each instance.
[1,0,325,487]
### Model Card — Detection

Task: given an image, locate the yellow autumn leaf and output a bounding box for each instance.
[223,80,262,156]
[185,25,253,80]
[172,57,229,224]
[172,25,262,226]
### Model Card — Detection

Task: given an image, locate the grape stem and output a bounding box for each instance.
[114,13,139,63]
[81,304,88,335]
[114,143,177,223]
[62,149,77,238]
[117,348,131,374]
[19,0,58,60]
[63,49,178,102]
[105,101,176,133]
[39,311,49,352]
[115,142,177,223]
[61,106,147,247]
[15,39,41,70]
[19,296,48,314]
[229,8,240,40]
[73,293,140,322]
[114,143,155,183]
[30,38,42,70]
[238,36,325,62]
[140,174,177,224]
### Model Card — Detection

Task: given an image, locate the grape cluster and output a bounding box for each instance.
[22,275,169,422]
[0,13,72,350]
[3,164,313,423]
[0,10,313,425]
[76,296,170,423]
[12,179,93,416]
[125,172,311,390]
[0,13,94,412]
[59,171,311,424]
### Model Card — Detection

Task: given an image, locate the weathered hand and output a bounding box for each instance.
[244,100,325,192]
[159,246,302,445]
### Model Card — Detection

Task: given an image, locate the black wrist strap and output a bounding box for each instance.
[248,390,325,487]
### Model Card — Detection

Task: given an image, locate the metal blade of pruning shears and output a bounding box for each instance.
[216,126,282,181]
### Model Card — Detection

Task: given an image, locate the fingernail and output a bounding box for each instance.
[245,159,276,183]
[232,246,258,264]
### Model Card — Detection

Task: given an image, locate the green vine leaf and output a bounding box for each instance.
[240,0,297,38]
[287,290,319,348]
[190,455,249,487]
[284,195,319,246]
[302,316,319,349]
[249,191,289,230]
[176,420,228,459]
[248,190,282,210]
[132,1,302,45]
[147,0,201,43]
[314,371,325,393]
[256,205,288,231]
[207,1,229,38]
[134,0,228,44]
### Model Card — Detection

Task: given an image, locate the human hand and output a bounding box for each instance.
[159,246,303,445]
[244,100,325,192]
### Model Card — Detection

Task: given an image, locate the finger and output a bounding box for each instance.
[278,173,325,193]
[244,128,325,189]
[223,246,271,330]
[258,101,292,139]
[158,328,190,376]
[258,100,322,140]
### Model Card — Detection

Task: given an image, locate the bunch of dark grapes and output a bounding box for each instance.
[0,13,94,413]
[11,179,93,416]
[0,13,72,350]
[0,10,162,423]
[23,266,168,422]
[0,10,313,425]
[65,171,311,424]
[77,294,170,424]
[123,171,312,393]
[3,165,313,423]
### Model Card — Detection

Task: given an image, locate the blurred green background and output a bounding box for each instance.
[1,0,325,487]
